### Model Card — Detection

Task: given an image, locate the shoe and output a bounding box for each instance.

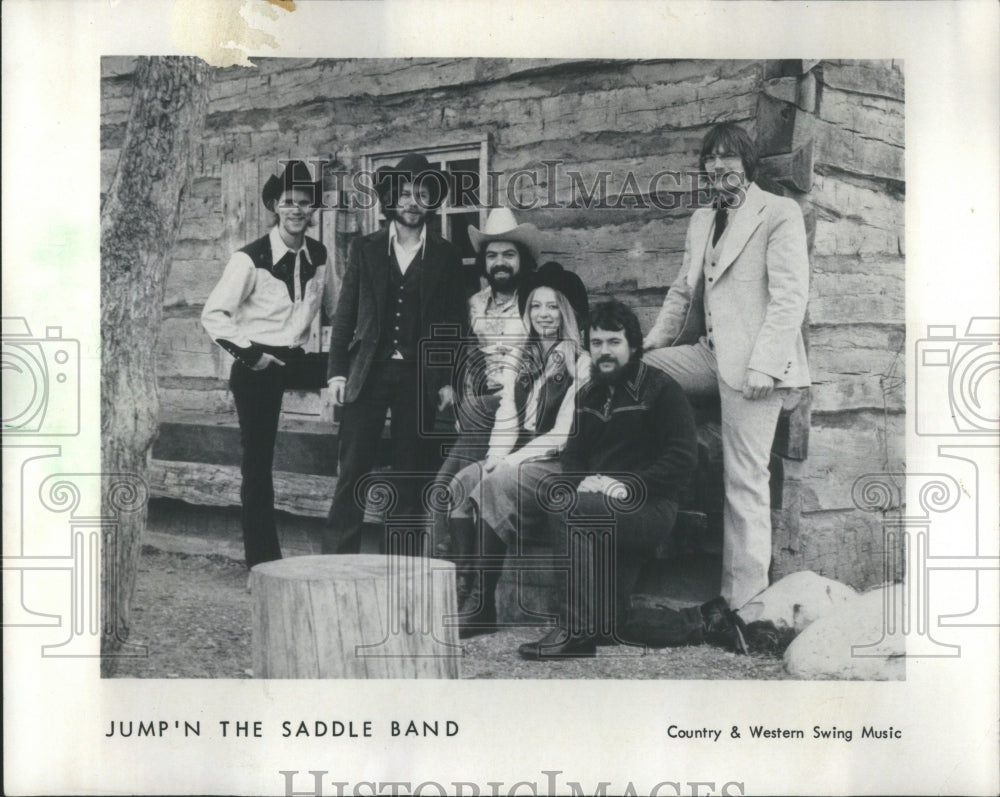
[518,627,597,660]
[700,597,749,654]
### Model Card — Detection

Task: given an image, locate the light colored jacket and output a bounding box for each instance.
[645,182,811,390]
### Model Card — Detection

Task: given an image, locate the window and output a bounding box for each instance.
[361,137,489,265]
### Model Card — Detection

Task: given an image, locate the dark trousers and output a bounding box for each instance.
[229,349,325,568]
[534,490,678,637]
[430,391,501,554]
[325,361,441,554]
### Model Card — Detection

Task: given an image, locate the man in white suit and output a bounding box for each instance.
[643,122,810,612]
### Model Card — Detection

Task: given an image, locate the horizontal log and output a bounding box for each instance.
[794,113,903,183]
[759,141,815,192]
[150,460,334,517]
[820,60,904,102]
[774,507,902,590]
[817,87,903,148]
[808,324,905,413]
[808,172,904,235]
[177,207,223,242]
[790,414,905,512]
[157,317,225,379]
[808,269,904,325]
[165,259,222,308]
[159,385,234,416]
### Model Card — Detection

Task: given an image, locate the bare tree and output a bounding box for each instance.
[100,56,211,670]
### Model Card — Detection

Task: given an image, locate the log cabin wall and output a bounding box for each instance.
[100,58,904,590]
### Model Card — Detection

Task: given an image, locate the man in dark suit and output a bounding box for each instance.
[325,154,468,554]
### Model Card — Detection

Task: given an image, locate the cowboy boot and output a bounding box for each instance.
[456,523,505,639]
[448,516,476,607]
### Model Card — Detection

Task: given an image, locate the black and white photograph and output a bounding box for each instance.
[99,54,906,681]
[3,1,998,795]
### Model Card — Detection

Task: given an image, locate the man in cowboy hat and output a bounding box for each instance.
[431,207,543,557]
[325,153,468,554]
[202,160,336,568]
[643,121,811,616]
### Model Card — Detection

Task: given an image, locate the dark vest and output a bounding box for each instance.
[239,233,327,303]
[374,250,423,362]
[512,342,575,449]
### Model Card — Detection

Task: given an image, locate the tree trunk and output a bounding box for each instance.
[100,56,211,672]
[251,555,461,678]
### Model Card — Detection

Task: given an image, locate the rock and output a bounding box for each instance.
[784,583,905,680]
[739,570,857,633]
[736,571,856,654]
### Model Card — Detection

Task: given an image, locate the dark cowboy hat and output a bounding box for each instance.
[519,261,589,326]
[261,160,323,210]
[375,153,450,210]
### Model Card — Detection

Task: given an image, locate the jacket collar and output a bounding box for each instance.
[686,181,768,282]
[715,181,767,273]
[592,358,647,403]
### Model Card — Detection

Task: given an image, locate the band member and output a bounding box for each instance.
[431,207,540,557]
[503,301,698,658]
[201,160,334,568]
[325,154,467,554]
[643,122,811,611]
[447,262,591,637]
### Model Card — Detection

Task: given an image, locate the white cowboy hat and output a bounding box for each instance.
[467,207,546,264]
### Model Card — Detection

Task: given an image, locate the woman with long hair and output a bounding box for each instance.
[446,262,590,637]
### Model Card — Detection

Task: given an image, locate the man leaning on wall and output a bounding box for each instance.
[643,121,811,616]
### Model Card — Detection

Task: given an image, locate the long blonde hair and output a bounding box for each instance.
[521,286,583,380]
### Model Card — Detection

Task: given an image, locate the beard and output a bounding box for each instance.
[486,267,519,292]
[390,206,429,229]
[590,356,631,385]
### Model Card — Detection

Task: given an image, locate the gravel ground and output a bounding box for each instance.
[105,546,788,680]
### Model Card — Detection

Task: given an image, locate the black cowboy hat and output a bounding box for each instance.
[261,160,323,210]
[519,261,589,326]
[375,153,450,210]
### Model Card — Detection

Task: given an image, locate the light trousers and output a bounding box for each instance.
[644,338,785,609]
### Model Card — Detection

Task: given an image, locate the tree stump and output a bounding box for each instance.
[251,554,460,679]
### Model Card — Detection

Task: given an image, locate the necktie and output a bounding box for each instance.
[712,206,728,246]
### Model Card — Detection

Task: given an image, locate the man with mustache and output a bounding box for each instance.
[643,121,811,618]
[516,300,700,659]
[431,207,540,557]
[325,154,467,554]
[202,160,335,569]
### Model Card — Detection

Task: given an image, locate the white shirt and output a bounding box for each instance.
[201,226,335,351]
[388,220,426,275]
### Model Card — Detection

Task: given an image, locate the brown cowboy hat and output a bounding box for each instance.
[375,153,450,210]
[261,160,323,210]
